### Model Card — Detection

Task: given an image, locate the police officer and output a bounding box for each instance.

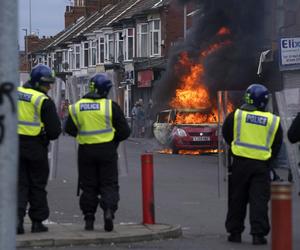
[17,64,61,234]
[222,83,282,245]
[65,73,130,232]
[287,112,300,143]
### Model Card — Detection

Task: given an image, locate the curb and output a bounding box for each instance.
[17,223,182,248]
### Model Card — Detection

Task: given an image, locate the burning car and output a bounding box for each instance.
[153,108,218,154]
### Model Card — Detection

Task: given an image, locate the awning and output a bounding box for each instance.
[137,69,154,88]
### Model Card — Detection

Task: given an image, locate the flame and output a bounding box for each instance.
[175,112,217,124]
[170,28,233,125]
[157,149,223,155]
[201,40,232,57]
[217,27,231,35]
[170,52,210,110]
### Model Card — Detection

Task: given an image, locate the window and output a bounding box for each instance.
[137,24,148,57]
[115,32,124,62]
[105,34,114,62]
[90,40,97,66]
[48,55,52,68]
[150,19,161,56]
[69,48,74,69]
[99,37,105,64]
[43,55,47,65]
[62,50,69,71]
[125,28,134,61]
[75,45,80,69]
[83,42,89,67]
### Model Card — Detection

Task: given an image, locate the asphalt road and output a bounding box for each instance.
[20,136,300,249]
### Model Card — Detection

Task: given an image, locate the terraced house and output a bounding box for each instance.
[23,0,194,116]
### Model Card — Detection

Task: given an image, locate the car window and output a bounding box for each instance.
[157,111,170,123]
[175,110,217,124]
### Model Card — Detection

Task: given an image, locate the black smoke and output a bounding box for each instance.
[153,0,266,112]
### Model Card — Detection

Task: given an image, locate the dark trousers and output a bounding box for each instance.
[225,158,270,236]
[18,141,50,222]
[78,143,119,217]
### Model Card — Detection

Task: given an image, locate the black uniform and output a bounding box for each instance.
[288,112,300,143]
[18,84,61,223]
[222,105,282,237]
[65,93,130,218]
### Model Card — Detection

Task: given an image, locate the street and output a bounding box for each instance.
[21,135,300,249]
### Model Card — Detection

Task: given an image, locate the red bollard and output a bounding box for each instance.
[271,182,292,250]
[141,153,155,224]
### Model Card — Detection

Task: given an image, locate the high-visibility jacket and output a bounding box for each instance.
[231,108,280,161]
[69,98,115,144]
[18,87,48,136]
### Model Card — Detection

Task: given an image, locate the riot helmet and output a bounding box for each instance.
[89,73,112,98]
[29,64,56,89]
[244,83,269,110]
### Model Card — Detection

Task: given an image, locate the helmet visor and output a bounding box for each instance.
[40,75,56,84]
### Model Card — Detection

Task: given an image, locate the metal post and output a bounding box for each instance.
[29,0,32,35]
[271,182,292,250]
[141,153,155,224]
[183,4,187,41]
[0,0,18,249]
[22,28,28,72]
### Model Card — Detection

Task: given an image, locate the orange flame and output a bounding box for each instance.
[201,40,232,57]
[170,28,233,124]
[217,27,231,36]
[157,149,222,155]
[175,112,217,124]
[170,52,210,110]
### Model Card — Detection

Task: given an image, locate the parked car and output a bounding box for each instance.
[153,109,219,154]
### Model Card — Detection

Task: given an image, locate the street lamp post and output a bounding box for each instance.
[22,28,28,72]
[29,0,32,35]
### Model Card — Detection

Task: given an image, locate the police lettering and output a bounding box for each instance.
[245,114,268,126]
[80,103,100,111]
[18,92,32,102]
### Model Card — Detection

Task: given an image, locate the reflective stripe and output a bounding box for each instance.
[33,95,44,122]
[72,104,81,130]
[234,141,269,151]
[105,99,110,128]
[236,109,242,142]
[266,115,278,148]
[79,128,113,135]
[18,121,40,126]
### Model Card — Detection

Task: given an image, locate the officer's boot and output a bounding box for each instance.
[84,213,95,231]
[228,233,241,243]
[17,217,24,235]
[31,221,48,233]
[103,209,114,232]
[252,235,267,245]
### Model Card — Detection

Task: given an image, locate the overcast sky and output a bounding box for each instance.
[18,0,70,50]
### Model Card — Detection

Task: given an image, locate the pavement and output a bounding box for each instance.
[16,222,182,248]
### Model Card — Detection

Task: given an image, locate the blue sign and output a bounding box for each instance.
[280,37,300,70]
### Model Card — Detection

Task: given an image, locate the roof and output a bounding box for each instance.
[43,0,173,51]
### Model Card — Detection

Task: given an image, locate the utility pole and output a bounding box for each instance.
[0,0,18,249]
[29,0,32,34]
[183,4,187,41]
[22,28,28,72]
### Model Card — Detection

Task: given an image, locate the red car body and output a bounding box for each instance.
[153,109,219,154]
